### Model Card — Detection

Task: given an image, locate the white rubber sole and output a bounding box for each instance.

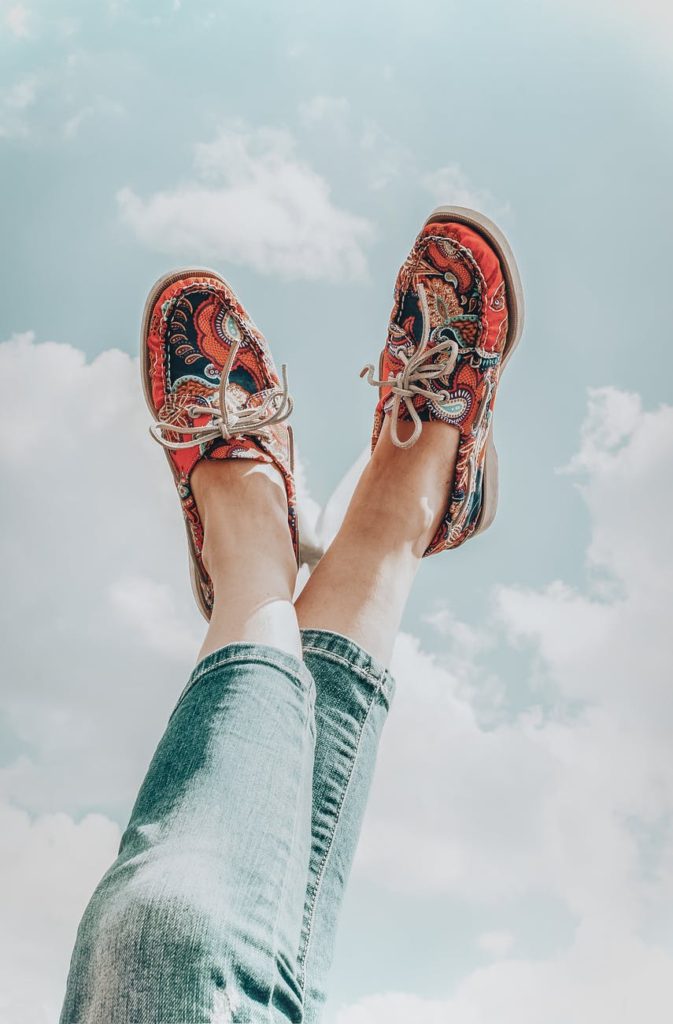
[423,206,525,537]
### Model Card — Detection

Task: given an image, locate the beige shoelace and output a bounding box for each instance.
[360,284,459,449]
[150,339,293,451]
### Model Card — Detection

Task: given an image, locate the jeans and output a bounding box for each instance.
[60,629,396,1023]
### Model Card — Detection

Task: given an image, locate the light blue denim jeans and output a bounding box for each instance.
[60,629,395,1023]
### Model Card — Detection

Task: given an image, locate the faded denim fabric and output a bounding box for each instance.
[60,629,395,1023]
[297,631,395,1023]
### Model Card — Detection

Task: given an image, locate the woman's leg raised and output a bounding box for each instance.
[293,418,458,1021]
[293,206,522,1019]
[60,463,315,1024]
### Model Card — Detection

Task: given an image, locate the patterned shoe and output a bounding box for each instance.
[361,206,524,552]
[141,268,297,619]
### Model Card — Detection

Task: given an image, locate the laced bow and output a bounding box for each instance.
[150,339,293,451]
[360,283,459,449]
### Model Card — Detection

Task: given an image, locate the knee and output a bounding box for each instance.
[62,881,233,1022]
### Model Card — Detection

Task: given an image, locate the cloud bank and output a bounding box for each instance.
[1,334,672,1023]
[334,388,673,1022]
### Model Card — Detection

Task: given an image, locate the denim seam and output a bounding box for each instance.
[295,680,378,990]
[300,644,391,698]
[192,650,307,687]
[269,682,315,1023]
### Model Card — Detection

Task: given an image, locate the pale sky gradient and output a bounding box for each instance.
[1,1,672,1021]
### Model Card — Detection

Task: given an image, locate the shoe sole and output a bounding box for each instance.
[423,205,526,537]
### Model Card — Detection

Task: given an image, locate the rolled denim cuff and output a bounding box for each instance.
[173,641,315,718]
[299,628,396,709]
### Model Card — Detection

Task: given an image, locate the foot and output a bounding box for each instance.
[361,205,524,552]
[342,416,460,562]
[191,459,294,587]
[141,268,298,620]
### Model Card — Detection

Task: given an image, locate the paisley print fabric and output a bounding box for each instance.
[370,220,509,553]
[143,271,297,618]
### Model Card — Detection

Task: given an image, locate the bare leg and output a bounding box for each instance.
[296,417,459,665]
[62,459,316,1024]
[191,459,301,662]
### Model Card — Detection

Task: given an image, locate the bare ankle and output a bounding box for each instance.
[192,459,288,513]
[191,459,295,582]
[357,416,459,552]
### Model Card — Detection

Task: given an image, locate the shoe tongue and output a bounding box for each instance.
[204,432,277,465]
[228,363,258,396]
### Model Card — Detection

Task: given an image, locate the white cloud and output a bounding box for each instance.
[355,632,558,900]
[334,922,673,1024]
[0,797,120,1024]
[314,446,369,548]
[0,333,202,818]
[359,120,413,191]
[332,388,673,1021]
[62,98,124,140]
[0,331,322,1018]
[358,132,505,205]
[299,94,350,127]
[422,163,509,219]
[477,930,515,958]
[3,3,32,37]
[118,125,374,282]
[0,76,38,138]
[3,77,37,110]
[549,0,673,65]
[0,331,321,817]
[2,329,673,1022]
[108,576,203,660]
[354,389,673,905]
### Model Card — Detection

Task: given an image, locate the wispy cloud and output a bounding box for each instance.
[422,163,509,219]
[118,125,375,282]
[62,97,124,140]
[299,94,352,133]
[3,2,32,38]
[547,0,673,66]
[298,94,350,127]
[0,76,38,139]
[359,119,414,191]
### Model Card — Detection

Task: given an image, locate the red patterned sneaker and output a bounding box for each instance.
[361,206,524,552]
[141,269,297,619]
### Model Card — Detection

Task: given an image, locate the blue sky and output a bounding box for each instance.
[2,0,671,628]
[1,1,673,1021]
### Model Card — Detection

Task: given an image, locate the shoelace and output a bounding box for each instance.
[149,339,293,451]
[360,283,460,449]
